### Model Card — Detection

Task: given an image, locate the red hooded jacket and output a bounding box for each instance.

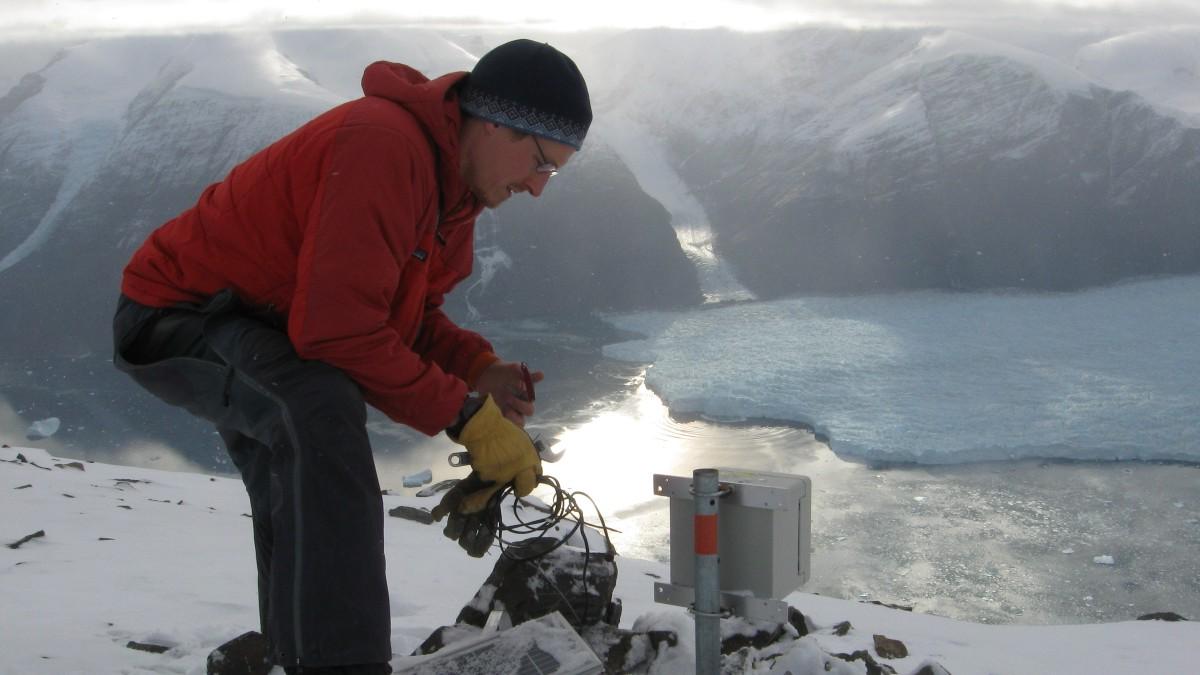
[121,62,498,435]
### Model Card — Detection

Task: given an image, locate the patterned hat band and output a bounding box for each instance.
[460,85,588,150]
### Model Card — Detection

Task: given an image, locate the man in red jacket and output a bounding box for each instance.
[112,40,591,674]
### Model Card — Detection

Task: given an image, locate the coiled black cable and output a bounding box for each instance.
[482,475,616,626]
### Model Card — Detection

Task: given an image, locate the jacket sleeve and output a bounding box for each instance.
[413,289,499,389]
[287,123,473,435]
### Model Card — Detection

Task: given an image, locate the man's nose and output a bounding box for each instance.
[524,172,552,198]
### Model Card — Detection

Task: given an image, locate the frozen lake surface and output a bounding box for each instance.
[603,276,1200,465]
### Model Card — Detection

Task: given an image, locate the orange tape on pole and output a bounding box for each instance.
[694,513,718,555]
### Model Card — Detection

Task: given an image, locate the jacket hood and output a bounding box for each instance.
[360,62,479,223]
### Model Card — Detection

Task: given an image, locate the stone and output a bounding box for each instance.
[8,530,45,550]
[788,606,812,637]
[412,624,482,656]
[1137,611,1188,622]
[581,623,677,673]
[387,505,434,525]
[126,641,170,654]
[834,649,897,675]
[866,600,914,611]
[416,537,636,668]
[910,661,953,675]
[416,479,459,498]
[873,634,909,659]
[455,537,618,630]
[206,630,273,675]
[721,623,785,655]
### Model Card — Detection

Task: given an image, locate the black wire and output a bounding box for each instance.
[481,475,615,627]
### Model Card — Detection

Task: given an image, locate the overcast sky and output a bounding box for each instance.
[1,0,1197,38]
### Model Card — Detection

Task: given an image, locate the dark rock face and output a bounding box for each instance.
[445,145,703,321]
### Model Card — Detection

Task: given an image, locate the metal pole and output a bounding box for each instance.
[693,468,721,675]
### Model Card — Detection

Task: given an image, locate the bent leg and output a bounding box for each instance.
[205,315,391,668]
[222,429,275,638]
[113,296,391,669]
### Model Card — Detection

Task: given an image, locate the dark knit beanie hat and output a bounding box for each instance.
[459,39,592,150]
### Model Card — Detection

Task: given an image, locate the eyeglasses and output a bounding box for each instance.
[531,135,558,177]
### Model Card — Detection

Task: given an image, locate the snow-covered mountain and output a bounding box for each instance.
[570,27,1200,297]
[0,29,699,357]
[2,26,1197,355]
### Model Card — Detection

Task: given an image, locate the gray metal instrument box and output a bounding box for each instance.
[654,468,811,600]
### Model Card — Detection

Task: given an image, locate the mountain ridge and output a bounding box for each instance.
[2,26,1197,354]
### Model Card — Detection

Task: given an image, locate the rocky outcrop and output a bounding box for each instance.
[446,144,702,321]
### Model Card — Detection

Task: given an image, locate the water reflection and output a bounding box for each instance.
[544,378,826,560]
[8,352,1198,626]
[377,377,1200,627]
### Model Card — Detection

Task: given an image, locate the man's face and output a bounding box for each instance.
[467,124,576,208]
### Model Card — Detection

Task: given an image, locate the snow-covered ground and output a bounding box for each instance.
[3,445,1196,674]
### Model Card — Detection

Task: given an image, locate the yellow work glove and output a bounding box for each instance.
[449,395,542,513]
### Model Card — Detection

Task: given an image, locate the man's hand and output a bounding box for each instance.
[431,472,497,558]
[474,360,543,427]
[448,395,542,512]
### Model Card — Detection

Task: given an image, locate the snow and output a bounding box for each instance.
[402,468,433,488]
[25,417,60,440]
[1075,27,1200,116]
[592,111,754,304]
[603,276,1200,465]
[0,31,350,276]
[3,444,1197,674]
[913,30,1095,97]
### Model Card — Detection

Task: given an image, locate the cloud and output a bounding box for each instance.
[0,0,1196,39]
[733,0,1200,30]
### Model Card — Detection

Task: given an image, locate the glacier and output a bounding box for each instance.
[603,275,1200,465]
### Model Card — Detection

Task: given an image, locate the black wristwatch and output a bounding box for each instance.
[446,393,484,438]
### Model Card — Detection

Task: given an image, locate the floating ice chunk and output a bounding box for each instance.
[1093,555,1115,565]
[1061,548,1075,554]
[26,417,61,440]
[402,468,433,488]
